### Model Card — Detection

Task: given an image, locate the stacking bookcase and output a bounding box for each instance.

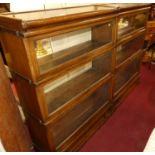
[0,4,150,151]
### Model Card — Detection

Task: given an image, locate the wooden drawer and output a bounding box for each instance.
[147,21,155,34]
[147,28,155,34]
[147,21,155,28]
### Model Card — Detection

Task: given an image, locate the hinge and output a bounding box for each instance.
[15,31,24,37]
[0,26,24,37]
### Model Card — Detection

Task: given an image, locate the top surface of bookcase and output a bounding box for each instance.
[0,4,149,21]
[0,5,116,21]
[0,4,150,33]
[0,5,116,31]
[0,4,150,20]
[103,3,150,11]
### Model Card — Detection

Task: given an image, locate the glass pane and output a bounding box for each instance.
[118,12,147,37]
[50,81,110,146]
[44,51,112,114]
[35,22,113,74]
[114,57,139,93]
[134,13,147,29]
[2,6,114,21]
[116,34,144,65]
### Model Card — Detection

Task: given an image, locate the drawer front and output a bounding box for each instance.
[49,80,111,146]
[147,28,155,34]
[147,21,155,28]
[114,56,140,94]
[118,11,147,38]
[43,50,112,115]
[116,34,144,65]
[32,20,114,76]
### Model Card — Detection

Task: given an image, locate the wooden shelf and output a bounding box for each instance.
[46,65,111,114]
[118,27,134,37]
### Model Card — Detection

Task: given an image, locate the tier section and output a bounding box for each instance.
[49,79,111,147]
[34,22,113,75]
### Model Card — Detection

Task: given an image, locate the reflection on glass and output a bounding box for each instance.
[118,16,134,37]
[44,62,92,93]
[51,81,110,146]
[116,35,144,65]
[134,13,146,28]
[114,57,139,94]
[118,12,147,37]
[50,28,91,53]
[118,17,129,29]
[35,38,53,58]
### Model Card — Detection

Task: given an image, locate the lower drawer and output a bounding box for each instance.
[147,28,155,34]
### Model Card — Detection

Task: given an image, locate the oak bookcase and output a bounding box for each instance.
[0,4,150,151]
